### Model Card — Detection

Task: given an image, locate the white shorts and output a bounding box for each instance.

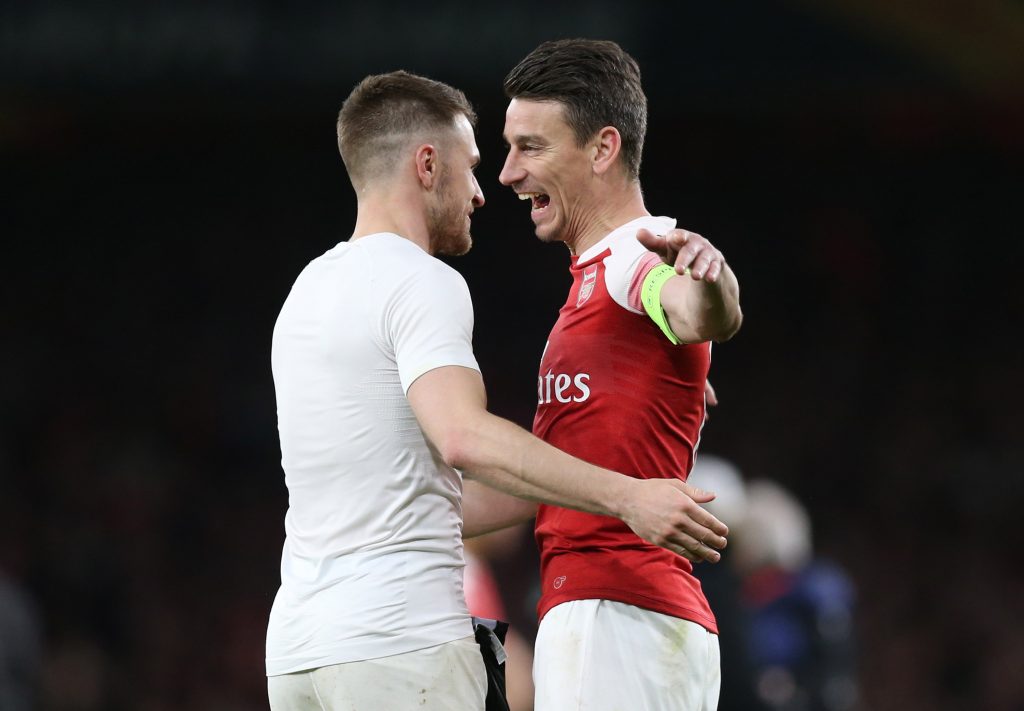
[267,635,486,711]
[534,599,720,711]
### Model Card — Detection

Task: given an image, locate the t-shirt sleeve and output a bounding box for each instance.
[626,253,666,312]
[604,217,678,313]
[605,242,665,314]
[384,262,480,393]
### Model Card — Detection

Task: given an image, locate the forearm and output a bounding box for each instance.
[448,411,632,519]
[462,478,538,538]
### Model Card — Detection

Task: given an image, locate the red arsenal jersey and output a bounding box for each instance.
[532,216,717,633]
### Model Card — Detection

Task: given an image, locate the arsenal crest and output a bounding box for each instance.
[576,265,598,307]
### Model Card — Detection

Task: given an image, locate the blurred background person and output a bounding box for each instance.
[0,571,42,711]
[690,456,858,711]
[738,479,857,711]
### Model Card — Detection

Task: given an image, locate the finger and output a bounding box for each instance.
[664,231,692,272]
[677,480,716,504]
[690,250,716,281]
[673,513,729,548]
[664,229,691,249]
[636,228,665,255]
[674,252,695,276]
[705,259,722,283]
[673,236,705,275]
[661,481,729,539]
[694,540,722,563]
[695,527,728,551]
[704,380,719,407]
[660,490,729,545]
[660,532,707,563]
[674,535,722,563]
[656,521,726,561]
[693,508,730,538]
[691,246,724,280]
[680,501,730,539]
[677,547,701,563]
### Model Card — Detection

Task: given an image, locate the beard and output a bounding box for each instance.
[427,170,472,257]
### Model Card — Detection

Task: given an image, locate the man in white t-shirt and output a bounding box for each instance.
[266,70,730,711]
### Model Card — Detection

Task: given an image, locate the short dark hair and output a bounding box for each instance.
[337,70,476,186]
[504,39,647,180]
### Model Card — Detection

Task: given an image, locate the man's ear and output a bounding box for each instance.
[416,144,440,189]
[591,126,622,176]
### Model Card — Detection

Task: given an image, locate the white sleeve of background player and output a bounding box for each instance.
[604,229,672,314]
[384,261,480,393]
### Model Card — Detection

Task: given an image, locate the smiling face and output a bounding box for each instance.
[499,98,598,248]
[428,115,485,256]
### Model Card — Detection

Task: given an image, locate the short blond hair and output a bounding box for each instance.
[337,70,476,187]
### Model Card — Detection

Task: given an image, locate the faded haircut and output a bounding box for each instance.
[337,70,476,187]
[504,39,647,181]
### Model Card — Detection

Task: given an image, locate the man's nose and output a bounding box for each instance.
[472,175,485,208]
[498,151,523,187]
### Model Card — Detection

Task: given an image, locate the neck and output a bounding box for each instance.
[566,180,649,256]
[351,182,431,254]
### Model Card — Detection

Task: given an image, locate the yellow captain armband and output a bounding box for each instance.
[641,263,682,345]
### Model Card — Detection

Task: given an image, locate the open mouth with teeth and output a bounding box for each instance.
[518,192,551,212]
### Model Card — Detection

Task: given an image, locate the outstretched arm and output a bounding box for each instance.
[408,365,728,563]
[637,227,742,344]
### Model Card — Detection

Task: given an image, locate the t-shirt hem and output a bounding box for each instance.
[266,623,474,676]
[401,358,481,395]
[537,588,718,634]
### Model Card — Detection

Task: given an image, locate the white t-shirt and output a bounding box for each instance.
[266,232,480,676]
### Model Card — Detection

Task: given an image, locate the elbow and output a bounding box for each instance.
[713,307,743,343]
[434,424,477,471]
[683,298,743,344]
[698,302,742,343]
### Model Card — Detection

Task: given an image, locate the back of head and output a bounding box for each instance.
[736,479,813,574]
[337,71,476,189]
[504,38,647,181]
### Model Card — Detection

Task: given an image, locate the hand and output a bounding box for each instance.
[705,380,718,407]
[637,227,725,283]
[704,380,718,421]
[619,478,729,563]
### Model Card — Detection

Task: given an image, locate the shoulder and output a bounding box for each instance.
[357,233,469,295]
[602,216,677,311]
[605,216,677,261]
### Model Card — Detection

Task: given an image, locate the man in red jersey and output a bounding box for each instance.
[498,39,743,710]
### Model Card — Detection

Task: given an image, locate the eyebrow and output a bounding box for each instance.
[503,133,548,147]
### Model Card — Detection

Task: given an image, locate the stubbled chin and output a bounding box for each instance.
[435,231,472,256]
[531,209,561,242]
[533,223,561,243]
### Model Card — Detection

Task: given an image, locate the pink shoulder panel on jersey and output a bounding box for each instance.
[627,253,667,312]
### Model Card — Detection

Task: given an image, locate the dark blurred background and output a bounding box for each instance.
[2,1,1022,709]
